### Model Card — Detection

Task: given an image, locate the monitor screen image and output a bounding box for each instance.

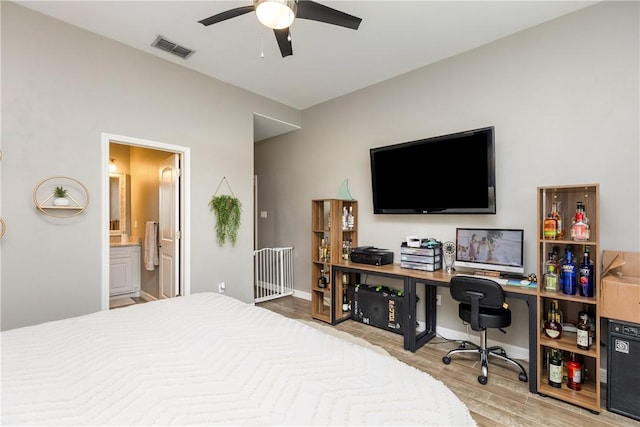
[455,227,525,275]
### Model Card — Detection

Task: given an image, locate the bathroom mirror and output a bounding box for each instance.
[109,173,131,236]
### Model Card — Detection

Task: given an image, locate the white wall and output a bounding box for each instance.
[0,2,301,330]
[255,1,639,349]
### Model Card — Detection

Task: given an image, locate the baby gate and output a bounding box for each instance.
[254,247,294,303]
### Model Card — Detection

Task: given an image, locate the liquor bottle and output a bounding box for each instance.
[544,214,558,239]
[544,300,562,339]
[552,201,564,239]
[342,287,350,312]
[577,201,590,226]
[318,269,327,288]
[578,247,594,297]
[548,348,563,388]
[347,206,355,230]
[342,206,348,230]
[319,238,325,262]
[571,211,590,241]
[567,352,583,391]
[576,311,590,350]
[561,249,577,295]
[557,245,570,291]
[342,240,349,260]
[544,255,559,292]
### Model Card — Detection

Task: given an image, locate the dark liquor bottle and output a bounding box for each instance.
[561,249,577,295]
[544,301,563,339]
[548,348,563,388]
[576,311,590,350]
[342,288,350,312]
[342,273,350,312]
[578,247,594,297]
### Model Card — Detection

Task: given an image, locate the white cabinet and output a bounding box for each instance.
[110,245,141,296]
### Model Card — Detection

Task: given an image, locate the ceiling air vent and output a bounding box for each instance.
[151,36,194,59]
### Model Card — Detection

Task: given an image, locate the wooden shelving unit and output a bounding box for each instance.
[311,199,357,324]
[536,184,600,413]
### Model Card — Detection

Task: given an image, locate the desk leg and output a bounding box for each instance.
[404,278,415,351]
[405,279,438,352]
[527,295,538,393]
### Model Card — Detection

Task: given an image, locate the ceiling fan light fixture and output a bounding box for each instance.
[254,0,297,29]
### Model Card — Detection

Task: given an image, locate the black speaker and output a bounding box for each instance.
[607,319,640,421]
[351,284,404,334]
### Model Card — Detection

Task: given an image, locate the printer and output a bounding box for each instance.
[350,246,394,266]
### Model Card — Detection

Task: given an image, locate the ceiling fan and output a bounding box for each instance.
[198,0,362,58]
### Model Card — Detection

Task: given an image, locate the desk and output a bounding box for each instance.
[331,261,538,394]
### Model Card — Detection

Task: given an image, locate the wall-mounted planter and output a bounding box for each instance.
[33,177,89,218]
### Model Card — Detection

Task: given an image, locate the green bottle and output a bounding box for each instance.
[548,348,562,388]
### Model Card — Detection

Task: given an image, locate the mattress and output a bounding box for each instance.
[1,292,475,426]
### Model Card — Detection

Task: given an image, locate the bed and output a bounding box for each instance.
[1,292,476,426]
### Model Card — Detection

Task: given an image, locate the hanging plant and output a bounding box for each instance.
[209,194,242,246]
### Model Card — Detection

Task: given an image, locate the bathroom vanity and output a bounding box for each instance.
[110,243,141,297]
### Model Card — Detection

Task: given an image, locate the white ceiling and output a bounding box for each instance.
[14,0,597,140]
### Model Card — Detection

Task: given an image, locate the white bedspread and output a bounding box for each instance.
[1,292,475,426]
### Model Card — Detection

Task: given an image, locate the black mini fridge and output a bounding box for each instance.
[607,319,640,421]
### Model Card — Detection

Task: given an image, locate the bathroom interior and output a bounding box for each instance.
[109,142,173,308]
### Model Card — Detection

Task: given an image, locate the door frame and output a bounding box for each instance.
[101,132,191,311]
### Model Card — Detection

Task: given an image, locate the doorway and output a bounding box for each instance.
[101,133,191,311]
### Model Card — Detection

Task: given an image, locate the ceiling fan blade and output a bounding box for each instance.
[198,5,254,26]
[274,28,293,57]
[296,0,362,30]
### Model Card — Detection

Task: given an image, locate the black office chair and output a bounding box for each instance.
[442,276,528,385]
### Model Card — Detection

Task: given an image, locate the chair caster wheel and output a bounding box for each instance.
[519,372,528,382]
[478,375,488,385]
[442,356,451,364]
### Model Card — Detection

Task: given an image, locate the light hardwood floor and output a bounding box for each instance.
[257,296,639,427]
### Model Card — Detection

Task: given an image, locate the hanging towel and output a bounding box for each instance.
[144,221,159,271]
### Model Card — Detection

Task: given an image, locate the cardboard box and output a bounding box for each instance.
[600,251,640,323]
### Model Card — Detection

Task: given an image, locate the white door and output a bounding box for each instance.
[159,154,179,299]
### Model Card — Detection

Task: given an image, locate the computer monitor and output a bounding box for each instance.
[455,227,525,275]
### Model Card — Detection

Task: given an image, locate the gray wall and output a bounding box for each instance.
[1,2,301,330]
[255,1,639,349]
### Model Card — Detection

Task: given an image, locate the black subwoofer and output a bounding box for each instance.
[351,284,404,335]
[607,319,640,421]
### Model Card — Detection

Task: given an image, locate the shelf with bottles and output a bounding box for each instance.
[310,199,358,324]
[538,347,600,412]
[538,184,599,244]
[539,243,598,300]
[541,299,597,348]
[335,271,355,321]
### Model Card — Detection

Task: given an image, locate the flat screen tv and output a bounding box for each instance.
[370,126,495,214]
[455,227,525,275]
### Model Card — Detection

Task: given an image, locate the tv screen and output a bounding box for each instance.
[370,126,496,214]
[455,228,525,275]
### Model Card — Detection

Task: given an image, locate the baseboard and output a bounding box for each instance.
[293,290,311,301]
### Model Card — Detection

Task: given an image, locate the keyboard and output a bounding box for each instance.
[455,274,535,288]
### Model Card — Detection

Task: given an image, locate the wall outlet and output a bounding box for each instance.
[218,282,226,293]
[436,294,442,306]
